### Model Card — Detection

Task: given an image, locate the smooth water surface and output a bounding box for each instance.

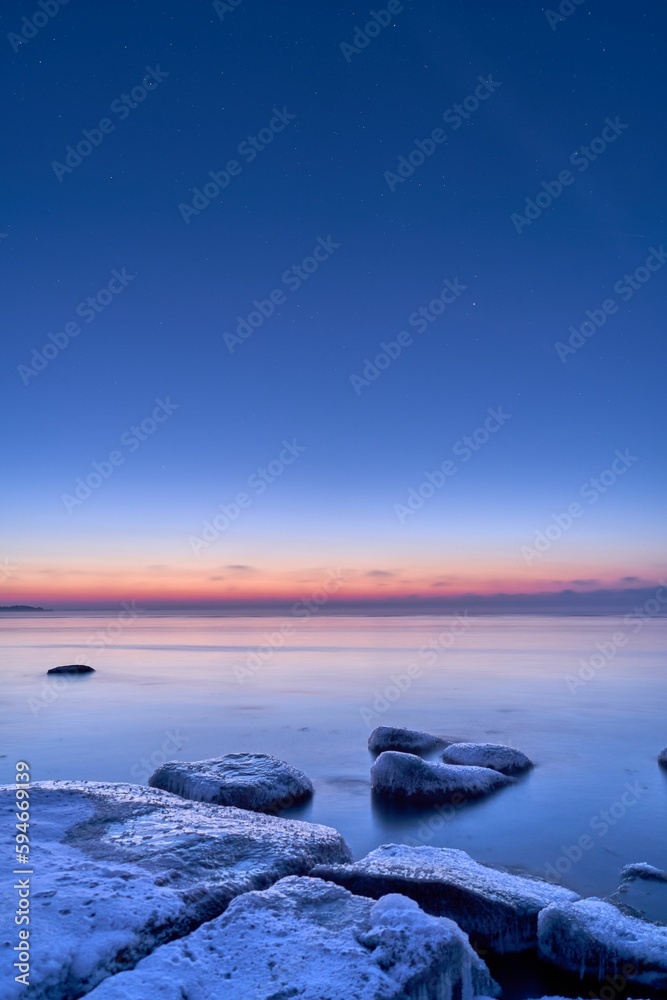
[1,612,666,905]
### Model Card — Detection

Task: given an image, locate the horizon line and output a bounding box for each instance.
[3,585,665,615]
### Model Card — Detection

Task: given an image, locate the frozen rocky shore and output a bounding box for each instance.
[2,731,665,999]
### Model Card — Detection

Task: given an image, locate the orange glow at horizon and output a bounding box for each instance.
[1,556,660,607]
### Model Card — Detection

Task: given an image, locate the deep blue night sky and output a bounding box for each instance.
[1,1,665,607]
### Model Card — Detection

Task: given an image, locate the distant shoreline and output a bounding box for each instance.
[0,605,50,612]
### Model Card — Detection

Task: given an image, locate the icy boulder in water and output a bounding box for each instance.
[0,781,350,1000]
[538,897,667,989]
[371,751,513,804]
[368,725,450,755]
[441,742,533,775]
[148,752,313,813]
[610,862,667,925]
[311,844,579,953]
[85,876,500,1000]
[619,862,667,882]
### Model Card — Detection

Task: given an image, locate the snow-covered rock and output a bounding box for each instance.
[371,751,513,804]
[538,897,667,990]
[611,862,667,924]
[441,742,533,775]
[368,725,449,756]
[148,752,313,813]
[311,843,579,953]
[658,746,667,767]
[0,781,350,1000]
[85,876,500,1000]
[619,862,667,882]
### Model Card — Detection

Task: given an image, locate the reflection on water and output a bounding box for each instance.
[1,612,666,904]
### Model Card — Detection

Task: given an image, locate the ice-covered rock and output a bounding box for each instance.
[538,897,667,989]
[658,746,667,767]
[311,843,579,952]
[0,781,350,1000]
[368,725,449,756]
[619,862,667,882]
[441,742,533,775]
[611,862,667,924]
[47,663,94,674]
[85,876,500,1000]
[371,751,513,804]
[148,752,313,813]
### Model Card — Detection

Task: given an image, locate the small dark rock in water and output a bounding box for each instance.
[47,664,95,675]
[658,747,667,767]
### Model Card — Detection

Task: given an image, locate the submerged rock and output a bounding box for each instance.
[311,844,578,953]
[368,725,449,756]
[85,876,500,1000]
[441,742,533,775]
[658,746,667,767]
[0,781,350,1000]
[370,751,512,804]
[46,663,95,674]
[148,752,313,813]
[538,897,667,990]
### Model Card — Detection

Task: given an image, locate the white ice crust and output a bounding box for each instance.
[148,751,313,812]
[0,780,350,1000]
[368,726,449,755]
[441,742,533,775]
[85,876,500,1000]
[311,843,579,953]
[371,751,513,804]
[538,896,667,989]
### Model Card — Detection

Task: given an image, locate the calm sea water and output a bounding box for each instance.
[1,612,666,909]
